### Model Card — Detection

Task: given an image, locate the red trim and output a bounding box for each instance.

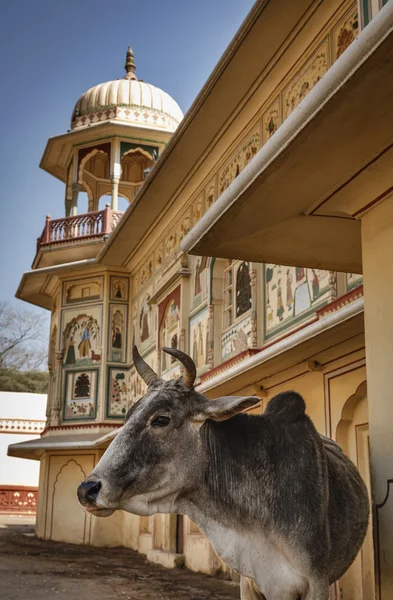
[199,348,260,383]
[316,285,363,318]
[0,486,38,514]
[310,142,393,215]
[353,186,393,218]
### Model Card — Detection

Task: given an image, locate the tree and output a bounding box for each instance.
[0,368,48,393]
[0,301,49,371]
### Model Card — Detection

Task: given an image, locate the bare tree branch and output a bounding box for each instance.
[0,301,49,371]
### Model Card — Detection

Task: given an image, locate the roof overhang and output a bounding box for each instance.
[181,3,393,272]
[97,0,317,268]
[40,121,171,183]
[8,429,119,460]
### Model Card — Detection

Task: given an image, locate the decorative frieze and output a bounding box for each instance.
[0,419,45,434]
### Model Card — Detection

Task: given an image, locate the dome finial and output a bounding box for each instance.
[124,46,137,80]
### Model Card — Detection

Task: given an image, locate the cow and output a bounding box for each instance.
[77,346,369,600]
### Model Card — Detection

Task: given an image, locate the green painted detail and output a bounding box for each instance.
[362,0,370,26]
[106,365,131,420]
[66,135,164,168]
[121,142,159,160]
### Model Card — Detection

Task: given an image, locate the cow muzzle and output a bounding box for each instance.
[77,479,114,517]
[77,479,102,506]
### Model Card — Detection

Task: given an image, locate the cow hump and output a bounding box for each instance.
[263,391,306,421]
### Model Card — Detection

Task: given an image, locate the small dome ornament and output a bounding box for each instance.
[124,46,137,81]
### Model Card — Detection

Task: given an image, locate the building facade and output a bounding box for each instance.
[10,1,391,598]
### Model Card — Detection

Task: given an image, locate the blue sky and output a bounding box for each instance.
[0,0,255,312]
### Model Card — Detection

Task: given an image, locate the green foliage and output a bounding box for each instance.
[0,368,48,394]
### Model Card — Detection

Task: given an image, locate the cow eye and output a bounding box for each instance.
[151,415,170,428]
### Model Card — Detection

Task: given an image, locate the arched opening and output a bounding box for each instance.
[336,382,374,600]
[120,149,153,184]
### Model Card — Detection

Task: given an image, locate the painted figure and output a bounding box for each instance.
[65,336,76,366]
[112,327,122,349]
[286,269,294,312]
[236,262,252,317]
[276,279,284,322]
[78,326,91,358]
[312,269,320,299]
[195,259,202,296]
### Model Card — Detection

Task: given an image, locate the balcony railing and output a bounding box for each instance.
[36,204,124,253]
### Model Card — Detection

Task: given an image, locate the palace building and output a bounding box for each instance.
[9,1,393,598]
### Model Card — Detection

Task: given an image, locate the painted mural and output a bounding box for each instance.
[62,307,102,368]
[63,277,103,305]
[219,129,260,194]
[189,308,209,372]
[160,295,181,379]
[110,276,129,301]
[139,293,154,352]
[346,272,363,291]
[332,8,358,61]
[222,314,253,361]
[64,369,98,420]
[107,367,131,418]
[283,39,329,119]
[262,97,280,144]
[192,256,209,310]
[108,304,127,363]
[265,265,330,338]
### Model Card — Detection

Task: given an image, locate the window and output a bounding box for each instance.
[223,261,252,329]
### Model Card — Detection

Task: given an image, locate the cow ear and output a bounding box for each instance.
[196,396,260,422]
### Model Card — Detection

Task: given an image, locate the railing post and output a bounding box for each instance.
[42,215,51,243]
[102,203,112,235]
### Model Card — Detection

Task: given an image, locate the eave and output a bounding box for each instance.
[97,0,317,268]
[181,3,393,272]
[40,121,171,183]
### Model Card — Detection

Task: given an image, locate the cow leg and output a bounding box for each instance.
[240,576,267,600]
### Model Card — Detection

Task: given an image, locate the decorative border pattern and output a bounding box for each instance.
[131,2,359,297]
[0,419,46,434]
[106,366,131,419]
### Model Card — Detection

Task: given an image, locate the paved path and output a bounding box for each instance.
[0,516,239,600]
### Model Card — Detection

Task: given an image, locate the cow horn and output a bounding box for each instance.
[132,345,159,387]
[162,347,196,388]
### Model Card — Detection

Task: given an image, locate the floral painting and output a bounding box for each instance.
[107,367,131,418]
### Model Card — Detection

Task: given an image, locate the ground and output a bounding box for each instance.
[0,516,240,600]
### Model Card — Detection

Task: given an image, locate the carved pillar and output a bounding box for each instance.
[111,177,120,211]
[71,183,80,216]
[328,270,337,302]
[207,304,214,369]
[51,352,63,426]
[250,267,258,348]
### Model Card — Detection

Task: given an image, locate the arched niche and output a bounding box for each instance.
[120,148,153,184]
[50,459,89,544]
[78,148,110,183]
[335,381,374,600]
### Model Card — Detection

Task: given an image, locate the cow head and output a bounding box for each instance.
[77,346,259,517]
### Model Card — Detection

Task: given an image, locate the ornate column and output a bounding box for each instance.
[111,139,121,211]
[250,267,258,348]
[328,270,337,302]
[207,304,214,369]
[71,183,80,216]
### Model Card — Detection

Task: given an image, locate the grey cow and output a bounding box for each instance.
[78,346,369,600]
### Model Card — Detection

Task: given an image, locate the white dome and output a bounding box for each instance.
[71,48,183,133]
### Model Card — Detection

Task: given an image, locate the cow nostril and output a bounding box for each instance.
[77,480,102,504]
[86,481,101,500]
